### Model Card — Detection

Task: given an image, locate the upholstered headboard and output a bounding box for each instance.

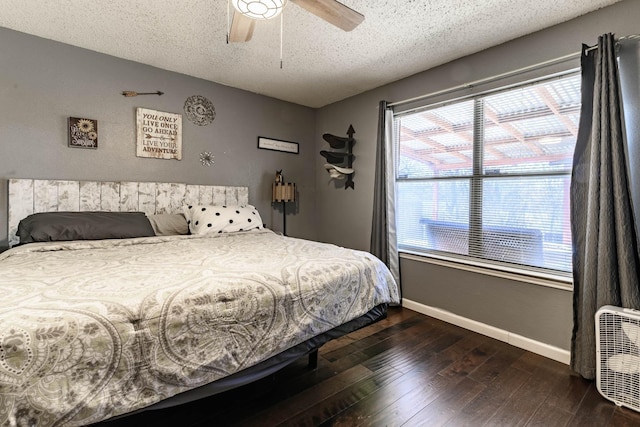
[7,179,249,247]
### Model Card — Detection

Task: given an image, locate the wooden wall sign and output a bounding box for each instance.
[68,117,98,149]
[136,108,182,160]
[257,137,299,154]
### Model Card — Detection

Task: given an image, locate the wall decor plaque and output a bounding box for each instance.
[136,108,182,160]
[68,117,98,149]
[184,95,215,126]
[258,137,299,154]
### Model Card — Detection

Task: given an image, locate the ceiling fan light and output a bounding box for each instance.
[231,0,287,20]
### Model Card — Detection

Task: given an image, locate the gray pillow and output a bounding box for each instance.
[17,211,155,244]
[147,213,189,236]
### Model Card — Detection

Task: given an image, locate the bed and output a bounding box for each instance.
[0,179,399,426]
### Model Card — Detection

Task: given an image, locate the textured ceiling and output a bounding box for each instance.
[0,0,623,108]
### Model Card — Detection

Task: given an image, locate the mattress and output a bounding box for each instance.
[0,229,399,426]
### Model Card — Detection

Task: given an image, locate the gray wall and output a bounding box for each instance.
[0,27,317,246]
[315,0,640,350]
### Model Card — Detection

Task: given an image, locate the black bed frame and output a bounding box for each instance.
[106,304,388,420]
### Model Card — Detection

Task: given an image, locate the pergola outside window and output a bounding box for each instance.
[394,72,580,277]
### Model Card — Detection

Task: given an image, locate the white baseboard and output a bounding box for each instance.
[402,298,571,365]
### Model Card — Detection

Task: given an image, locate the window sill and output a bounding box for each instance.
[399,250,573,291]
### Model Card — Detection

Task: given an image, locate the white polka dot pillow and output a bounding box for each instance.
[182,205,264,235]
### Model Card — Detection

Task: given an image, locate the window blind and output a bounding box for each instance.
[395,72,580,277]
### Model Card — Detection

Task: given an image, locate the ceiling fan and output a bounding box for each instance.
[228,0,364,43]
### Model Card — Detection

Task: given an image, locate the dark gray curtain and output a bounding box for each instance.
[570,33,640,379]
[371,100,400,289]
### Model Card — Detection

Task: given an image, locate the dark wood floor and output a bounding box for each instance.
[101,307,640,426]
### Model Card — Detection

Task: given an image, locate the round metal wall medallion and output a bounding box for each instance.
[184,95,215,126]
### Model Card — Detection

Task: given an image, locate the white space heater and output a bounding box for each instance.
[596,305,640,412]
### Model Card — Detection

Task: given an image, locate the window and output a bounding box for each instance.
[395,72,580,277]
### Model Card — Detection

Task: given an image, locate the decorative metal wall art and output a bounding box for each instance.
[184,95,216,126]
[121,90,164,97]
[200,151,215,166]
[321,124,355,189]
[68,117,98,149]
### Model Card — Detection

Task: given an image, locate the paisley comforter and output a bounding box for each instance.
[0,230,399,426]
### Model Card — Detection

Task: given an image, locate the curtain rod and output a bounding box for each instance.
[388,51,580,108]
[389,34,639,109]
[582,34,639,54]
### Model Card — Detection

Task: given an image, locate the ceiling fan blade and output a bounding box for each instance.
[291,0,364,32]
[229,11,255,42]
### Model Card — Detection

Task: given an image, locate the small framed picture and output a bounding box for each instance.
[258,137,299,154]
[68,117,98,149]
